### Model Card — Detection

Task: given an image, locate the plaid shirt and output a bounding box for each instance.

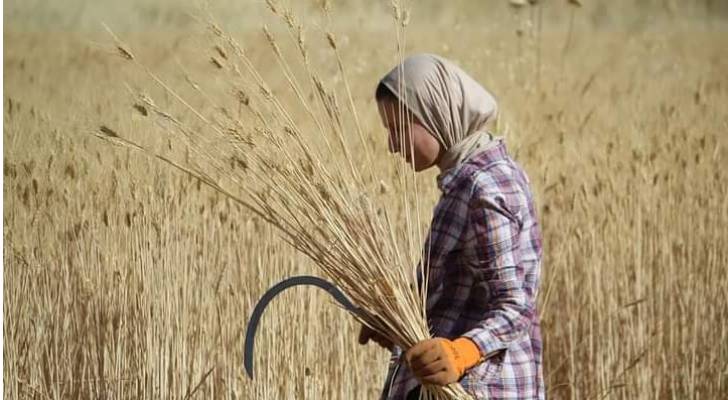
[383,140,544,400]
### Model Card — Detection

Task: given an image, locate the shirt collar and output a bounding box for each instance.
[435,139,509,194]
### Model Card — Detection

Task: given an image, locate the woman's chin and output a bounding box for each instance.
[397,154,429,171]
[413,160,431,172]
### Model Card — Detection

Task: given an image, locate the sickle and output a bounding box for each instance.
[244,275,362,379]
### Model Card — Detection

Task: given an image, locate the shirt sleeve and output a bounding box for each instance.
[460,189,536,358]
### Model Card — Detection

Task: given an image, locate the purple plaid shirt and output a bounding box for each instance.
[383,140,544,400]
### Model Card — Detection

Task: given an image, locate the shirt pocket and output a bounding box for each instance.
[463,349,506,387]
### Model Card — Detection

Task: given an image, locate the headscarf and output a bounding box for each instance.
[378,54,499,174]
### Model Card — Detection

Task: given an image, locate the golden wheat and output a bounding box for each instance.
[4,1,728,399]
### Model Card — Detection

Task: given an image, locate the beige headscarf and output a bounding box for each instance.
[379,54,499,174]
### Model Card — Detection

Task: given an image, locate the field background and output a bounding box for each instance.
[4,0,728,399]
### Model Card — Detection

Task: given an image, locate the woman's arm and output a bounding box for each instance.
[460,186,539,358]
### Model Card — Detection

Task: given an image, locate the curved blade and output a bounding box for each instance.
[244,275,361,379]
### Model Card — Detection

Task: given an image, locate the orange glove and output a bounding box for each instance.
[405,337,482,386]
[358,324,393,351]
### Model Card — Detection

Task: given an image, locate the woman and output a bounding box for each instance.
[359,54,544,400]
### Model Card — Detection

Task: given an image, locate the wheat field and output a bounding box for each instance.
[4,1,728,399]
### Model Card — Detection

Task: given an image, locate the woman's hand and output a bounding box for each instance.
[404,337,482,386]
[358,324,393,351]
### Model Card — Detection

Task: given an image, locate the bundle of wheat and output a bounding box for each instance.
[97,1,471,398]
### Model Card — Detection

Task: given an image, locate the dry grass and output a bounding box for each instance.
[4,1,728,399]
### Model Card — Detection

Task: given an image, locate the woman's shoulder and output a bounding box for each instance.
[447,159,533,226]
[453,157,526,200]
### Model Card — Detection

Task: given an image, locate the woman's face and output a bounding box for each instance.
[377,100,443,171]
